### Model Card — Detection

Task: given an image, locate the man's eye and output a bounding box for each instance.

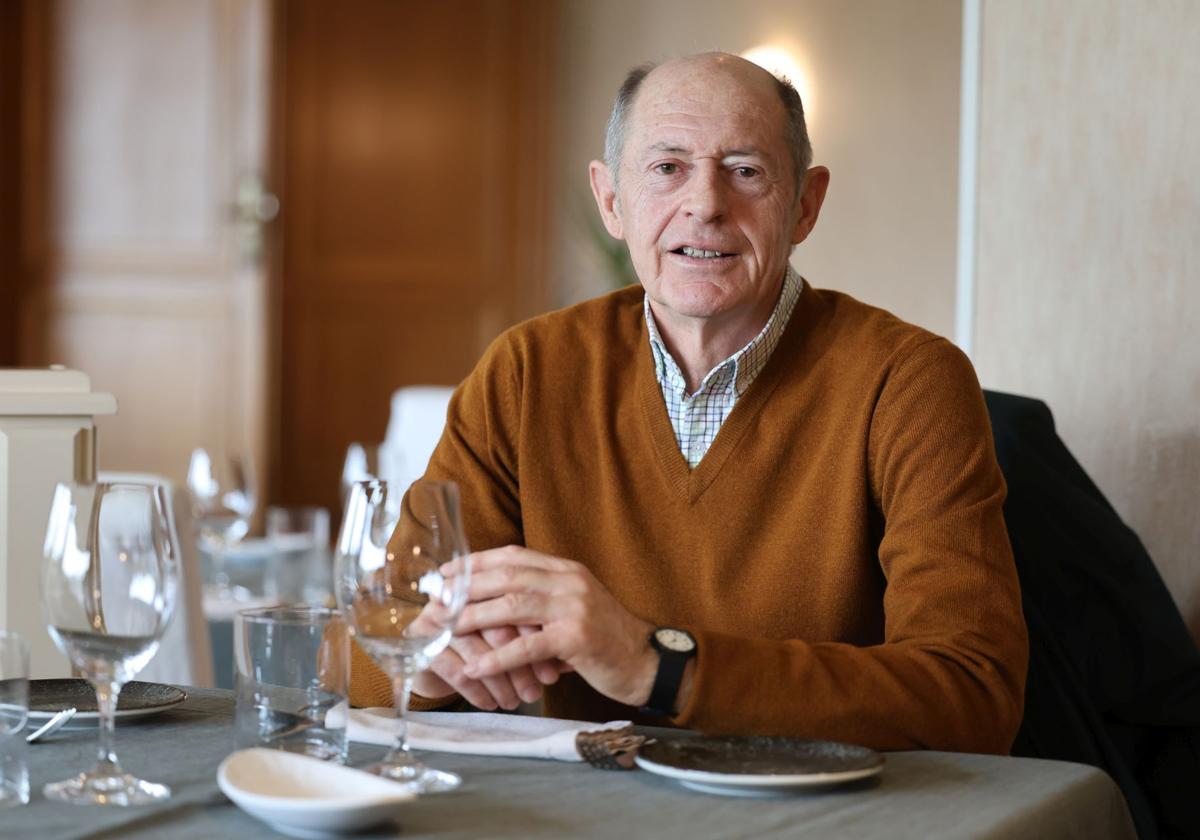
[654,162,679,175]
[734,166,759,178]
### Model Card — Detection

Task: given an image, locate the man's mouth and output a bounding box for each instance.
[672,246,735,259]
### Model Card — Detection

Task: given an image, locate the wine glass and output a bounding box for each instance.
[186,448,255,602]
[334,479,470,793]
[41,482,179,805]
[339,442,403,504]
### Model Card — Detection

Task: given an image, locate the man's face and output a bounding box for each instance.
[592,56,824,328]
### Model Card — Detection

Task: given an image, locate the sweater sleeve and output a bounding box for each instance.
[419,333,524,552]
[671,338,1029,754]
[348,334,526,708]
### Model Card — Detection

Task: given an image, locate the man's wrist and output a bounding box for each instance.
[639,627,698,716]
[629,641,661,708]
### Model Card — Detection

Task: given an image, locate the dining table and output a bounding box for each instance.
[10,687,1137,840]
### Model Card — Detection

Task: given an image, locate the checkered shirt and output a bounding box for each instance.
[645,266,803,468]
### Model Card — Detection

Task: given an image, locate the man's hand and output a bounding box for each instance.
[359,567,566,711]
[442,546,660,708]
[413,625,564,711]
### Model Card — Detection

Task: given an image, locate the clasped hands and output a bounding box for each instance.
[411,546,658,711]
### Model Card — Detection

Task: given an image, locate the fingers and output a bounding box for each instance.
[518,625,561,685]
[427,646,500,711]
[481,626,544,702]
[450,632,525,710]
[442,545,574,577]
[464,629,558,680]
[457,591,553,634]
[430,629,549,709]
[463,566,586,603]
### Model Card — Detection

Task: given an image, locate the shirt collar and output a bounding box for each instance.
[645,265,803,398]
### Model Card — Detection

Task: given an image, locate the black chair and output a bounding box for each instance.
[985,391,1200,840]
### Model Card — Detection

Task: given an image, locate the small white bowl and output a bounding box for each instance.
[217,748,416,838]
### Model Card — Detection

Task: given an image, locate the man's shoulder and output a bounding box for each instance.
[489,285,645,363]
[804,284,957,369]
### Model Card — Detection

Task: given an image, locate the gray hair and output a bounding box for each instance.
[602,60,813,195]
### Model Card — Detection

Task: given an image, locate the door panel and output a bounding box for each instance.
[274,0,556,511]
[24,0,272,490]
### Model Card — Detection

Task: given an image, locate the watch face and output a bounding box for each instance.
[655,628,696,653]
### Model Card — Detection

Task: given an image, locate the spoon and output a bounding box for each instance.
[26,706,77,743]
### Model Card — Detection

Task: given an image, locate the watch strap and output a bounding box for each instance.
[641,631,695,717]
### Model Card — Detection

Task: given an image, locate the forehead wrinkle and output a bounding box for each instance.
[638,141,777,171]
[648,141,688,154]
[634,104,782,151]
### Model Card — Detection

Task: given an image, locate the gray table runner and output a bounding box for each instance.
[6,688,1136,839]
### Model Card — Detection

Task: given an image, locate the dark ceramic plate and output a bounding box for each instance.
[635,736,884,796]
[27,679,186,727]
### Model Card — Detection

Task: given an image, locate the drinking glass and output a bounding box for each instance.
[0,631,29,809]
[187,448,256,602]
[334,479,470,792]
[234,606,349,761]
[41,482,179,805]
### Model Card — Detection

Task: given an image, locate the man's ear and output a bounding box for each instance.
[790,165,830,245]
[589,160,624,240]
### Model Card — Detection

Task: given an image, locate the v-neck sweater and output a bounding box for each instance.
[350,281,1028,754]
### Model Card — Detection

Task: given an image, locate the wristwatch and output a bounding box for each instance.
[640,627,697,717]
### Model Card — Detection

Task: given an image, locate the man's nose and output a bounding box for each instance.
[682,166,727,223]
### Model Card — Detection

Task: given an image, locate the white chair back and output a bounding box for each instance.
[98,471,213,687]
[381,386,455,491]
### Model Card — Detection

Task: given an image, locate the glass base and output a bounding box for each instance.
[44,771,171,806]
[0,786,30,810]
[367,761,460,794]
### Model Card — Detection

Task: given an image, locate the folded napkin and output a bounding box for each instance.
[338,707,632,763]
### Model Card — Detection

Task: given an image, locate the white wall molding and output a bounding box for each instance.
[955,0,981,357]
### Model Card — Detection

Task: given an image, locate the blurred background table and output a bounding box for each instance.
[14,689,1136,839]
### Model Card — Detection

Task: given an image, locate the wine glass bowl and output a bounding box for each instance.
[186,448,255,602]
[40,482,179,806]
[335,479,470,793]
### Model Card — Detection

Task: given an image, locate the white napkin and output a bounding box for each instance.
[337,708,630,762]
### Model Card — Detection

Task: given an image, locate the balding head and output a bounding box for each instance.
[603,53,812,196]
[587,49,830,346]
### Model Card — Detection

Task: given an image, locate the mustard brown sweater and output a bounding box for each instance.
[351,281,1028,754]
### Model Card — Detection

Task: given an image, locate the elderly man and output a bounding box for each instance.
[350,52,1028,753]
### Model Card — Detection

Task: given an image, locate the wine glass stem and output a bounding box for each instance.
[388,665,416,761]
[212,544,230,591]
[94,679,122,773]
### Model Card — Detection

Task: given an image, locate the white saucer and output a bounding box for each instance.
[217,748,416,838]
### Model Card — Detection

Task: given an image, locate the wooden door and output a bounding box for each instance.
[19,0,273,492]
[272,0,557,512]
[1,0,22,366]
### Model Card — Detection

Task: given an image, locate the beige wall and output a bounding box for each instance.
[555,0,963,338]
[974,1,1200,631]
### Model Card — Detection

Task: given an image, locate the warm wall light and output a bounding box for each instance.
[740,44,815,128]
